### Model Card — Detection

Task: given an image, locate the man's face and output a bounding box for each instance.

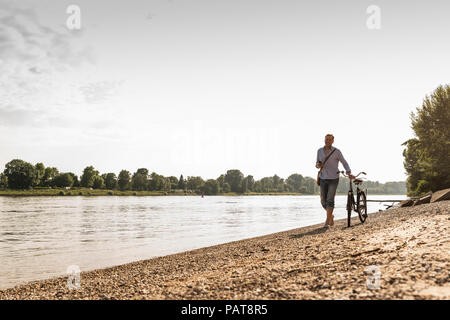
[325,135,334,147]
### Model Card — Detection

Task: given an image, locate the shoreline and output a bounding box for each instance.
[0,200,448,299]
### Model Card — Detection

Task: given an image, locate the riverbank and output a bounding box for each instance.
[0,201,448,299]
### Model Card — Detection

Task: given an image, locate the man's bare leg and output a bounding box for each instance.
[326,208,334,226]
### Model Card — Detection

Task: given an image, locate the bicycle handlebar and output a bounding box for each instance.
[338,171,366,179]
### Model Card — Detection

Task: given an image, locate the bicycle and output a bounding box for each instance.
[338,171,368,227]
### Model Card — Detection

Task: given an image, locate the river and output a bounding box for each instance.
[0,194,405,289]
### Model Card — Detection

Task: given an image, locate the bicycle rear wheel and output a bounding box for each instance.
[357,191,367,223]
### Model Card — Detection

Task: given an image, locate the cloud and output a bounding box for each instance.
[0,1,89,67]
[0,1,121,133]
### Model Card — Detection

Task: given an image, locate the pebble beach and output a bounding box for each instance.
[0,201,448,300]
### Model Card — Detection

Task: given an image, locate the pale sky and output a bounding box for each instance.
[1,0,449,182]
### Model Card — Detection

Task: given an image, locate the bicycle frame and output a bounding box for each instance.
[339,171,367,227]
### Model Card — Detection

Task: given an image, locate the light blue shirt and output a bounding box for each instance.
[316,147,351,179]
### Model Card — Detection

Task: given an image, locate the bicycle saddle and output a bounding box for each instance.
[353,179,363,185]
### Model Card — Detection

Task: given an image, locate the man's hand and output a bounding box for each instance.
[316,162,323,169]
[347,172,355,180]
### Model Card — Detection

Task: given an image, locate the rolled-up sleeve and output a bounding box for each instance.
[338,150,351,173]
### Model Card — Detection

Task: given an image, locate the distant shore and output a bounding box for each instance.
[0,200,448,299]
[0,188,404,197]
[0,189,306,197]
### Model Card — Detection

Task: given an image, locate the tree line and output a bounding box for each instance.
[0,160,405,195]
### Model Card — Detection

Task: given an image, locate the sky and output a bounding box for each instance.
[1,0,449,182]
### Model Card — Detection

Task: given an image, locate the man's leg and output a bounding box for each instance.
[320,180,329,226]
[326,179,339,226]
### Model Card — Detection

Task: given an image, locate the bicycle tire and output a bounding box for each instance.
[357,191,368,223]
[347,193,353,227]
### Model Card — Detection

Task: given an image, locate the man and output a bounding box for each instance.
[316,134,354,227]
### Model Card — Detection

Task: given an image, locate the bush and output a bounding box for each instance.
[58,191,65,196]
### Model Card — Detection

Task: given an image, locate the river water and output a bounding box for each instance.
[0,195,405,289]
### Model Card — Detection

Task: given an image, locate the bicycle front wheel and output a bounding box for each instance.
[357,191,368,223]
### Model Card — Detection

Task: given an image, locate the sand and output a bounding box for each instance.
[0,200,448,300]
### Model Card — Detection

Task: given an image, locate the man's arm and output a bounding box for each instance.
[316,149,322,169]
[338,149,351,174]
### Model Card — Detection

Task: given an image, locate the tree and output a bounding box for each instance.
[118,170,131,191]
[224,169,244,193]
[168,176,179,190]
[286,174,304,192]
[177,174,186,190]
[0,173,7,188]
[132,170,149,191]
[241,177,248,193]
[201,179,219,195]
[216,174,225,192]
[103,173,118,190]
[67,173,80,187]
[80,166,99,188]
[3,159,35,189]
[93,176,105,189]
[161,177,171,192]
[52,173,74,188]
[186,176,204,193]
[149,172,163,191]
[222,182,231,193]
[245,175,255,192]
[41,167,59,187]
[34,163,45,186]
[403,84,450,195]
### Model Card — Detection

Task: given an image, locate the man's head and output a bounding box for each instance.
[324,134,334,148]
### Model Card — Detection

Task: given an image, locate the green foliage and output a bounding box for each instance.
[149,172,164,191]
[80,166,99,188]
[186,176,204,192]
[41,167,59,187]
[286,174,304,192]
[201,179,219,195]
[67,173,79,187]
[224,169,244,193]
[0,173,8,188]
[0,159,408,196]
[3,159,35,189]
[34,163,45,187]
[168,176,179,190]
[92,176,105,189]
[177,174,186,190]
[52,173,74,188]
[118,170,131,191]
[403,84,450,196]
[222,182,231,193]
[103,173,118,190]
